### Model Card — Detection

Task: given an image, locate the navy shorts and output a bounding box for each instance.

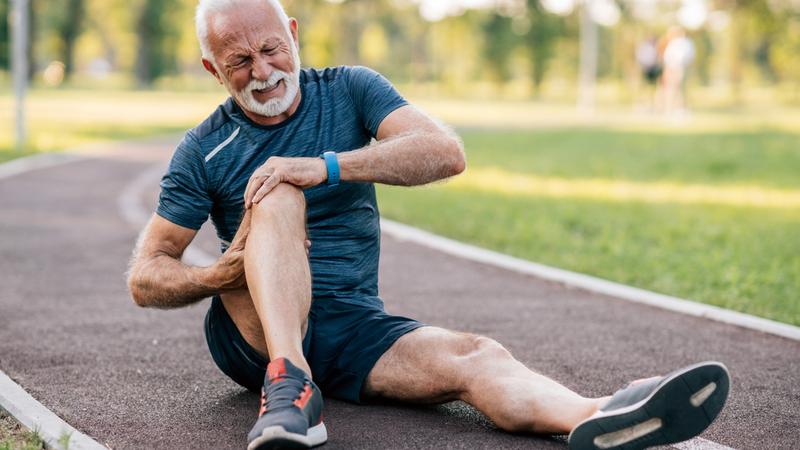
[204,295,425,403]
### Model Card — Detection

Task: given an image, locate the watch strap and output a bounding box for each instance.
[321,151,340,187]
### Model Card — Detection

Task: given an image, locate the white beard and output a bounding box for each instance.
[229,41,301,118]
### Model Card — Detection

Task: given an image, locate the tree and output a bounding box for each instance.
[481,12,518,87]
[525,0,563,96]
[0,0,9,70]
[135,0,181,86]
[55,0,84,78]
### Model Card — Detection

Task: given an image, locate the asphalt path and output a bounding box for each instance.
[0,138,798,449]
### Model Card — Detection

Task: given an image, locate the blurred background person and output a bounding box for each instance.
[661,26,696,117]
[635,35,662,111]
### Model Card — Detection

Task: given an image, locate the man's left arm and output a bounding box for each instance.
[244,105,465,208]
[337,104,465,186]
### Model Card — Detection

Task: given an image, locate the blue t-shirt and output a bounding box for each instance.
[157,66,408,300]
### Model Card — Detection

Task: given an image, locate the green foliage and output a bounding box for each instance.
[481,13,518,85]
[0,412,45,450]
[134,0,183,86]
[39,0,85,76]
[5,0,798,92]
[0,0,8,70]
[57,431,71,450]
[771,18,800,86]
[524,0,564,92]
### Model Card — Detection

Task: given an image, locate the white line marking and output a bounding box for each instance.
[380,219,800,342]
[117,162,165,226]
[594,417,663,448]
[0,152,85,179]
[204,126,240,162]
[0,371,107,450]
[674,437,736,450]
[0,153,109,449]
[117,161,215,266]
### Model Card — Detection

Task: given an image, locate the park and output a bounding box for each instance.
[1,0,799,449]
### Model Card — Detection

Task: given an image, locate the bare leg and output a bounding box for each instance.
[225,183,312,376]
[364,326,608,434]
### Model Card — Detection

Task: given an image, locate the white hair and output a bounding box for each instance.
[196,0,292,63]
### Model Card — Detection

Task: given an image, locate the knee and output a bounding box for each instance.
[462,335,512,363]
[449,333,513,393]
[251,183,306,220]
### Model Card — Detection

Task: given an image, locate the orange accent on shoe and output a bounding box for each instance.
[294,384,313,409]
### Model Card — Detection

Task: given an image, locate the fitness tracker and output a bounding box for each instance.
[321,151,340,187]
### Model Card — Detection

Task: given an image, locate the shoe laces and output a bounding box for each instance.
[260,374,307,417]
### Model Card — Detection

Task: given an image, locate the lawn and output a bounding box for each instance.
[378,127,800,325]
[1,87,798,325]
[0,88,226,162]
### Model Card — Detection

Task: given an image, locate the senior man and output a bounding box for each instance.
[126,0,730,449]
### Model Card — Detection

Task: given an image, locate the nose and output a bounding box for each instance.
[251,53,273,81]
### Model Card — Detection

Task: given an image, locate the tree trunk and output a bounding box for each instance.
[135,0,155,87]
[60,0,84,78]
[0,0,9,70]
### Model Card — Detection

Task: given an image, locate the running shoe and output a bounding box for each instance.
[247,357,327,450]
[569,361,730,450]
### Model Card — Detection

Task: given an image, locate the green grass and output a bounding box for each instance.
[0,411,44,450]
[459,129,800,188]
[378,127,800,326]
[0,89,226,157]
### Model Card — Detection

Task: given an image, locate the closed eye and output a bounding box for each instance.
[228,56,249,68]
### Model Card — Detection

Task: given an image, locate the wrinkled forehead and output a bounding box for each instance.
[207,2,290,54]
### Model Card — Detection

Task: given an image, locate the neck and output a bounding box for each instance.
[240,89,303,126]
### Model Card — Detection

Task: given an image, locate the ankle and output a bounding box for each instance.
[271,354,312,379]
[591,396,612,416]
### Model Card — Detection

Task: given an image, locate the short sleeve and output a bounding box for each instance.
[156,133,213,230]
[343,66,408,138]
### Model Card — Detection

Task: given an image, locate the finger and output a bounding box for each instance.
[235,209,252,238]
[244,178,265,209]
[252,175,281,204]
[252,179,274,205]
[230,228,249,251]
[243,178,257,209]
[228,210,252,251]
[244,173,269,209]
[304,239,311,249]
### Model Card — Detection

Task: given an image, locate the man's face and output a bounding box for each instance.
[204,2,301,118]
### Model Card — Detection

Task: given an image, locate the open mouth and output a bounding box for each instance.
[253,79,282,95]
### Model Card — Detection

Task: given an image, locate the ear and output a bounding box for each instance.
[202,58,224,85]
[289,18,299,49]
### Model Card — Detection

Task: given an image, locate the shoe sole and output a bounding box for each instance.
[568,361,730,450]
[247,422,327,450]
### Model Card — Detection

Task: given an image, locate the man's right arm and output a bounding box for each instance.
[127,213,249,309]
